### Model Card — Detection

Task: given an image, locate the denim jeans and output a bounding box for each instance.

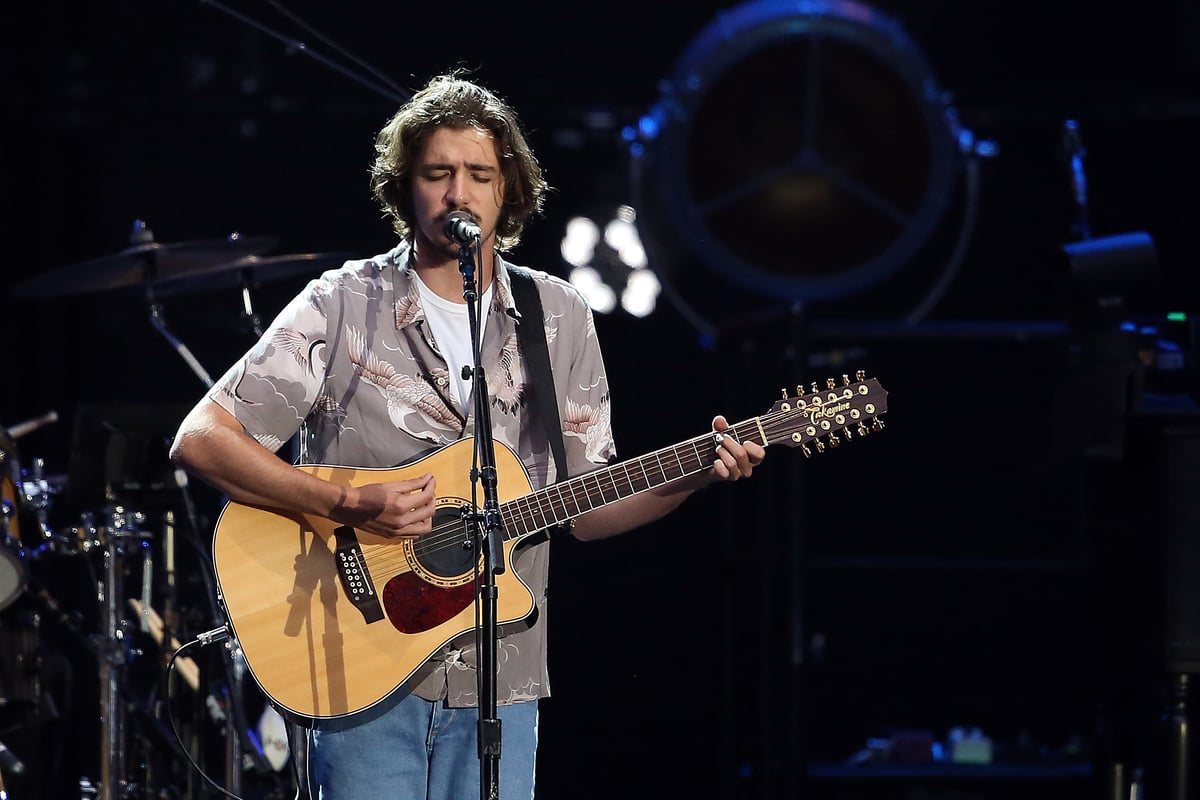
[304,693,539,800]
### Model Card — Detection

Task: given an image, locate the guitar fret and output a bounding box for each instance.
[651,451,669,484]
[587,470,608,506]
[595,465,614,503]
[635,458,652,492]
[528,494,550,532]
[577,475,598,512]
[549,483,570,523]
[622,460,645,494]
[556,482,580,518]
[507,497,531,539]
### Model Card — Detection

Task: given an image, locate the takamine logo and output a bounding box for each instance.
[807,401,851,420]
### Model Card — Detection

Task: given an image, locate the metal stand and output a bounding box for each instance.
[1162,672,1190,800]
[221,642,246,799]
[83,508,148,800]
[456,239,505,800]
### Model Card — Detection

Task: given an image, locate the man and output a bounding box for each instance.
[170,72,765,800]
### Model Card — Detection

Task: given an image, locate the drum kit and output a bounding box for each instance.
[0,222,350,800]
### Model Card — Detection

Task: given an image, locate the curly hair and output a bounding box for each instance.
[370,73,548,251]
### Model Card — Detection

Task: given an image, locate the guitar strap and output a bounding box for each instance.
[507,265,569,482]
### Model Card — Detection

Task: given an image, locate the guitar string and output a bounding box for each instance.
[360,388,883,574]
[361,389,883,571]
[362,418,760,571]
[356,386,882,575]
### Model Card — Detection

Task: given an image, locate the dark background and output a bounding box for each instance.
[3,1,1200,799]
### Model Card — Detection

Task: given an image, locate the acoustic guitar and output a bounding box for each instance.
[211,373,888,722]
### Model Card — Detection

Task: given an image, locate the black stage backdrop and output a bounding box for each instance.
[2,2,1199,799]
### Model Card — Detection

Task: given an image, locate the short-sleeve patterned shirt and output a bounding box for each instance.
[208,242,616,707]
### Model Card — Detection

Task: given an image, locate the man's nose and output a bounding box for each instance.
[446,181,469,206]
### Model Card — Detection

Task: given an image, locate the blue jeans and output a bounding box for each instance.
[303,693,539,800]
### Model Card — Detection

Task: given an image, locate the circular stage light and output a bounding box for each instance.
[639,0,965,305]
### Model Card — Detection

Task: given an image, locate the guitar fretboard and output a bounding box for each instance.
[498,376,886,539]
[501,418,762,538]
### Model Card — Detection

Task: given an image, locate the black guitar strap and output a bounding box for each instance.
[507,265,569,482]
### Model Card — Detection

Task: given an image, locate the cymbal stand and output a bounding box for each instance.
[83,508,149,800]
[122,220,215,390]
[145,284,214,389]
[235,269,264,338]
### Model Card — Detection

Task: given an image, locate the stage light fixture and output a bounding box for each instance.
[629,0,985,325]
[562,207,661,318]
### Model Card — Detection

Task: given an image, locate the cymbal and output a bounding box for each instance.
[148,252,355,297]
[11,234,279,298]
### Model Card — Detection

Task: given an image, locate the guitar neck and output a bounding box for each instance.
[499,375,887,541]
[500,418,762,540]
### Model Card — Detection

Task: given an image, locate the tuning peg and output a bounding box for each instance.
[856,422,870,437]
[855,369,866,381]
[810,381,820,394]
[814,439,826,453]
[780,387,789,400]
[842,426,853,440]
[842,373,851,386]
[825,377,836,389]
[801,443,812,458]
[872,419,885,432]
[828,432,840,447]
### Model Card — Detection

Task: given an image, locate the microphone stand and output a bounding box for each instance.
[458,239,505,800]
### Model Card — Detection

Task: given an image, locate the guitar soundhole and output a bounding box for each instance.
[411,507,477,581]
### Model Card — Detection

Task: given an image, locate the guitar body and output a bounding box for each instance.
[212,438,537,723]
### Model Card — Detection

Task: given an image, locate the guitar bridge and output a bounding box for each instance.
[333,525,384,624]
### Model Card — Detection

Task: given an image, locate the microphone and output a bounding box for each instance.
[443,211,481,245]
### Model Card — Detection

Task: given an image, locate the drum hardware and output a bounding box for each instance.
[11,220,349,387]
[74,506,267,800]
[8,221,279,299]
[1,456,68,610]
[0,427,25,615]
[148,251,356,339]
[9,222,348,301]
[64,507,154,800]
[125,599,199,692]
[0,612,41,735]
[17,222,349,391]
[142,249,353,385]
[68,508,149,556]
[18,458,66,555]
[148,251,356,298]
[1,411,65,611]
[4,405,302,797]
[0,534,24,615]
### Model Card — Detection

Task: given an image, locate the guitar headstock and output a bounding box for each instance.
[762,371,888,456]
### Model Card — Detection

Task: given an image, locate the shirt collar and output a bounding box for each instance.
[389,241,520,331]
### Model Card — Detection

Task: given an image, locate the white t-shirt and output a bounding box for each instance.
[413,273,493,412]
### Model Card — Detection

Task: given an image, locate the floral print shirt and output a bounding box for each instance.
[208,242,615,708]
